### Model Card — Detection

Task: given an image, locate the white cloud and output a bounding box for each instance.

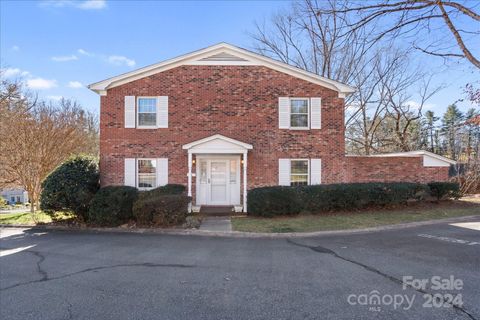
[406,100,436,110]
[2,68,59,91]
[77,0,106,10]
[2,68,21,78]
[11,45,20,51]
[77,48,93,56]
[40,0,106,10]
[107,55,136,67]
[406,100,421,109]
[47,95,63,101]
[27,78,58,90]
[1,68,30,78]
[67,81,83,88]
[51,55,78,62]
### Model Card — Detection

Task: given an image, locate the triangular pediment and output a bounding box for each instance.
[182,134,253,154]
[89,42,355,97]
[198,52,248,62]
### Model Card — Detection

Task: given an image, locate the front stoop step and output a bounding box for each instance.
[198,217,232,232]
[199,206,237,216]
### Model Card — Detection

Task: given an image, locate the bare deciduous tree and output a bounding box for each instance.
[0,79,98,217]
[381,76,444,151]
[317,0,480,69]
[345,48,441,154]
[251,0,373,85]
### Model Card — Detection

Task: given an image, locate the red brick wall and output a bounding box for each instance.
[99,64,449,194]
[99,65,347,189]
[346,156,450,183]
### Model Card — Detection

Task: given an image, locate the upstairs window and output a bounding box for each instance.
[137,98,157,127]
[290,98,309,128]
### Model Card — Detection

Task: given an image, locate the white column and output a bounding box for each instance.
[187,152,192,213]
[243,152,248,213]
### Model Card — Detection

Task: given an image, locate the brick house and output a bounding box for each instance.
[89,43,455,212]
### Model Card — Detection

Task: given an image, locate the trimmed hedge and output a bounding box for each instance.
[87,186,138,226]
[247,182,434,217]
[248,186,303,217]
[40,156,99,219]
[137,184,186,200]
[133,194,191,227]
[299,182,429,213]
[427,182,461,200]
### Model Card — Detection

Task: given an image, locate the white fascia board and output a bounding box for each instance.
[415,151,456,165]
[366,150,456,166]
[88,42,355,96]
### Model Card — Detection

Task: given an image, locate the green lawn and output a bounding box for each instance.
[0,211,73,225]
[232,203,480,233]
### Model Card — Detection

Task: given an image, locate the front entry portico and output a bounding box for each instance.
[182,134,253,212]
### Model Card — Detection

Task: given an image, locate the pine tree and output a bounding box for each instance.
[441,105,464,160]
[424,110,439,153]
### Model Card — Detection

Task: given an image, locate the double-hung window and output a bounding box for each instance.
[137,98,157,128]
[137,159,156,189]
[290,98,309,129]
[290,160,309,186]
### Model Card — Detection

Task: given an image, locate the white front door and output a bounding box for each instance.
[196,156,240,206]
[210,160,228,204]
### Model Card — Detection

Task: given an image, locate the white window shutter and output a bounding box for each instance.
[124,158,136,187]
[278,97,290,129]
[157,96,168,128]
[156,158,168,187]
[310,159,322,185]
[124,96,136,128]
[278,159,291,186]
[310,98,321,129]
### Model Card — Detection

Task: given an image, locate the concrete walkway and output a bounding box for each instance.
[199,217,232,232]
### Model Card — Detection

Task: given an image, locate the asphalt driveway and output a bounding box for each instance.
[1,218,479,320]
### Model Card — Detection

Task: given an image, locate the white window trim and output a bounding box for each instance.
[289,98,310,130]
[290,159,310,186]
[136,97,158,129]
[136,158,157,190]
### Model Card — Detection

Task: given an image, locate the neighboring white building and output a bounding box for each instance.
[1,188,29,205]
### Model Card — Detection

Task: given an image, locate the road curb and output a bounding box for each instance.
[1,214,479,238]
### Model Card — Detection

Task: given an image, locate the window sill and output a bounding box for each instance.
[289,127,310,130]
[136,126,158,129]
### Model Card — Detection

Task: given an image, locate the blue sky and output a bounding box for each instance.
[1,0,477,116]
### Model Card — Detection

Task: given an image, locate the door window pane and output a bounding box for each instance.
[200,161,207,184]
[138,159,156,189]
[230,160,237,184]
[210,161,226,184]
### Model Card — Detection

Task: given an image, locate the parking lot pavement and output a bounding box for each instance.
[1,217,479,320]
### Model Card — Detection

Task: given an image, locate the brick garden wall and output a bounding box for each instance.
[345,156,450,183]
